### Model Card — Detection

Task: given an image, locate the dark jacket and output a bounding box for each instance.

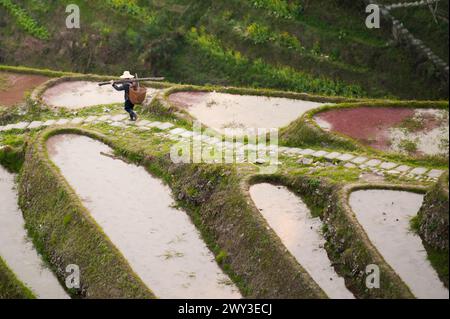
[112,82,132,102]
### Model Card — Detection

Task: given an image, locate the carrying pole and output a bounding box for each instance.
[98,77,165,86]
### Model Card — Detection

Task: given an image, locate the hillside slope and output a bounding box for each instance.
[0,0,448,99]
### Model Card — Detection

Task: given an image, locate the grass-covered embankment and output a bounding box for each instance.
[0,143,24,173]
[18,129,155,299]
[0,256,35,299]
[0,146,33,299]
[34,127,327,298]
[248,174,416,299]
[414,172,449,287]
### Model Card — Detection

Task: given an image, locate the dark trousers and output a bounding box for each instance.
[124,100,135,118]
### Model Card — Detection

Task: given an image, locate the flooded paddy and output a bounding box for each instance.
[0,72,49,107]
[46,134,240,299]
[314,107,449,156]
[249,183,354,299]
[42,81,158,109]
[349,189,449,299]
[169,91,324,134]
[0,165,69,299]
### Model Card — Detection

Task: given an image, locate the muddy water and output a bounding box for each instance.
[47,134,240,299]
[349,190,448,299]
[42,81,158,109]
[249,183,354,299]
[0,72,49,107]
[0,166,69,299]
[314,107,449,156]
[169,91,324,134]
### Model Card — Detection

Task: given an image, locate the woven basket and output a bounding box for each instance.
[129,86,147,104]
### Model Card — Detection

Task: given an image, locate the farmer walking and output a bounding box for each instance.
[111,71,138,121]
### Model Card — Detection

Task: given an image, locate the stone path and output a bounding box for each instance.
[0,114,445,182]
[363,0,449,78]
[384,0,441,10]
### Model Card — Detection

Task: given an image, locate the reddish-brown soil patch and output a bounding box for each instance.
[314,107,415,150]
[168,91,208,108]
[0,72,49,107]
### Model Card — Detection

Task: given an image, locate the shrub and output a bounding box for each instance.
[0,0,49,40]
[186,28,365,97]
[105,0,157,25]
[245,23,272,44]
[250,0,302,20]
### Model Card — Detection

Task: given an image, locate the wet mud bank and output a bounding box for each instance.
[0,165,68,299]
[18,131,154,299]
[46,134,240,299]
[349,189,448,299]
[249,183,354,299]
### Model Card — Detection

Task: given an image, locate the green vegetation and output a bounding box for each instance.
[18,130,155,298]
[0,144,24,173]
[382,0,449,62]
[29,126,327,299]
[249,0,301,20]
[248,175,416,298]
[415,173,449,287]
[0,256,35,299]
[0,1,447,99]
[105,0,157,25]
[0,74,445,298]
[0,73,9,91]
[399,139,418,154]
[426,245,449,288]
[183,28,364,97]
[399,116,425,132]
[0,0,49,39]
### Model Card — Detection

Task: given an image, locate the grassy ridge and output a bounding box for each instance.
[33,127,327,298]
[18,130,155,299]
[416,173,449,287]
[249,175,417,298]
[27,125,423,298]
[0,252,35,299]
